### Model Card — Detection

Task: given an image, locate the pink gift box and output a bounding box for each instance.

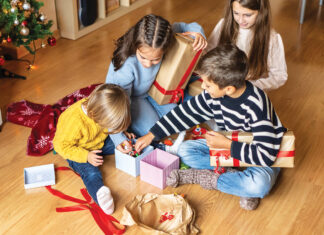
[140,149,180,189]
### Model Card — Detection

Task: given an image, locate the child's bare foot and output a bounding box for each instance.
[96,186,114,214]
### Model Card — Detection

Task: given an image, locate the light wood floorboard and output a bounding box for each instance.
[0,0,323,234]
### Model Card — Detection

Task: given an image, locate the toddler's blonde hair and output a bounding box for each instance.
[84,84,131,134]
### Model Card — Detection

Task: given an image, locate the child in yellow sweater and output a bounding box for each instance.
[53,84,132,215]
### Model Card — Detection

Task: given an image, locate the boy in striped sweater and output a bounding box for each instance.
[135,44,286,210]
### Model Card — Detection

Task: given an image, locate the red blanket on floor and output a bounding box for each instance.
[7,84,101,156]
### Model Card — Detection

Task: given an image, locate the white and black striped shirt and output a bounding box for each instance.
[150,82,287,167]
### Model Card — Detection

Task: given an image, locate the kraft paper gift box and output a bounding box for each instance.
[140,149,180,189]
[115,144,154,177]
[148,33,202,105]
[24,164,56,189]
[210,131,295,168]
[188,79,203,97]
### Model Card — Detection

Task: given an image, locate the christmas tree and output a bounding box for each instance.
[0,0,54,54]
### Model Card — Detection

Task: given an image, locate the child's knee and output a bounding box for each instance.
[244,168,278,198]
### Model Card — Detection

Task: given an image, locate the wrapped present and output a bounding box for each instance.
[210,131,295,168]
[148,33,202,105]
[188,78,203,96]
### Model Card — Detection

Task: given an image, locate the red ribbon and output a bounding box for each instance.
[153,49,202,104]
[210,132,295,167]
[45,167,125,235]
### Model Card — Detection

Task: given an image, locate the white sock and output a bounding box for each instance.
[165,131,186,155]
[96,186,114,215]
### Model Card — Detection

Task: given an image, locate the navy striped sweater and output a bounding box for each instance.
[150,81,287,167]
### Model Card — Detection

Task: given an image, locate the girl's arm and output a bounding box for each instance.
[172,22,206,38]
[250,33,288,91]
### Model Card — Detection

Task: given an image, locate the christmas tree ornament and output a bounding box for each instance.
[0,56,5,66]
[21,20,28,26]
[22,0,31,10]
[39,13,46,21]
[10,6,17,13]
[41,41,46,48]
[20,26,30,36]
[17,1,23,9]
[7,36,12,43]
[14,18,20,25]
[11,0,20,5]
[47,36,56,46]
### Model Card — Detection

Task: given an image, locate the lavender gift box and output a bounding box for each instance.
[140,149,180,189]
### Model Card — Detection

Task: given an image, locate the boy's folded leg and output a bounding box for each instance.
[166,169,219,190]
[239,197,260,210]
[96,186,114,215]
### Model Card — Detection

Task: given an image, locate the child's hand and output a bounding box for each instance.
[182,32,207,51]
[88,150,104,167]
[134,132,155,153]
[205,131,232,149]
[124,131,136,140]
[116,140,132,154]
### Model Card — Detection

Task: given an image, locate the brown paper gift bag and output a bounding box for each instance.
[120,193,199,234]
[148,34,202,105]
[210,131,295,168]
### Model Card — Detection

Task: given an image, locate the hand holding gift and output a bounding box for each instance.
[206,131,232,149]
[182,32,207,51]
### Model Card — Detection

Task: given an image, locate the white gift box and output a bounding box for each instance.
[24,164,56,189]
[115,144,154,177]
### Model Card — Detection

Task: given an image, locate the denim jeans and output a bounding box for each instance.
[67,136,115,204]
[178,138,280,198]
[129,96,177,137]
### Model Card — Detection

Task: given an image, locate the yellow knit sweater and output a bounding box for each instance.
[53,98,109,163]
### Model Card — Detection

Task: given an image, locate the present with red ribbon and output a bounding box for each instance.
[210,131,295,168]
[188,78,203,97]
[148,33,202,105]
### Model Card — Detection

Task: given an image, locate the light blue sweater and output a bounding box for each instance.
[106,22,205,146]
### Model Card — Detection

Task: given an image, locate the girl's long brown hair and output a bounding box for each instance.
[112,14,174,71]
[219,0,271,80]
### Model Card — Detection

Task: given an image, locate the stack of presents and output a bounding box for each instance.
[115,33,295,190]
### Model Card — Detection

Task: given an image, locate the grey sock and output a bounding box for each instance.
[239,197,260,210]
[166,169,219,190]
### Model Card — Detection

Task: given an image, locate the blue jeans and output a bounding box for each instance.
[67,136,115,204]
[130,96,177,137]
[178,139,280,198]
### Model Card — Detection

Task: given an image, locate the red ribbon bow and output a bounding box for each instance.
[45,167,125,235]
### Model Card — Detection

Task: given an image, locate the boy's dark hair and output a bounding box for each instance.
[196,44,248,89]
[112,14,174,71]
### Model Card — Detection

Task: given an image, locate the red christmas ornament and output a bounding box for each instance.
[47,36,56,46]
[0,56,5,66]
[21,21,28,26]
[7,37,12,43]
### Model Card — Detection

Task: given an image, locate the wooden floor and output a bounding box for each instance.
[1,0,324,234]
